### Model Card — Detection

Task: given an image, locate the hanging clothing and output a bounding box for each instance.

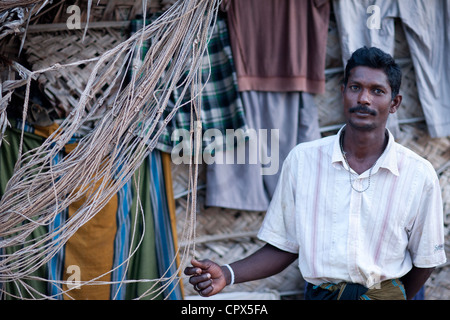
[130,17,184,300]
[124,150,182,300]
[147,150,183,300]
[221,0,330,93]
[205,91,321,211]
[0,119,182,300]
[0,120,61,299]
[149,13,248,154]
[333,0,450,138]
[61,178,119,300]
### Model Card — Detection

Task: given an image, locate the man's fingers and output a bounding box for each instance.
[194,279,212,290]
[184,258,224,297]
[184,259,214,276]
[191,277,213,297]
[199,285,214,296]
[184,266,202,276]
[191,258,212,269]
[188,272,211,285]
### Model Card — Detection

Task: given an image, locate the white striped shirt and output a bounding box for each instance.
[258,126,446,287]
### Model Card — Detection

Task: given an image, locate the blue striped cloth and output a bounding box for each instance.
[7,120,183,300]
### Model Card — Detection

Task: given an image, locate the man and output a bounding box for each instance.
[184,47,446,300]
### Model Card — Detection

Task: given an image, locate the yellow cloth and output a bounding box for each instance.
[34,122,78,153]
[62,179,118,300]
[33,122,118,299]
[161,152,184,298]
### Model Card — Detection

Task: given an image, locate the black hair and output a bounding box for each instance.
[343,46,402,99]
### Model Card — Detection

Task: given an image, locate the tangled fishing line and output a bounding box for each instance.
[0,0,219,299]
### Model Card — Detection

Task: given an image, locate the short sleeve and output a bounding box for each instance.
[257,151,299,254]
[408,174,447,268]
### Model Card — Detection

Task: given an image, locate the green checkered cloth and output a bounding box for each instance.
[152,13,248,154]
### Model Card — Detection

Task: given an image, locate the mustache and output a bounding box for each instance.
[349,105,377,116]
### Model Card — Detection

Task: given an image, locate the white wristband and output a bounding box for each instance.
[224,264,235,286]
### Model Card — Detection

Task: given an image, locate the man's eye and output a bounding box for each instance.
[374,88,385,94]
[350,85,359,91]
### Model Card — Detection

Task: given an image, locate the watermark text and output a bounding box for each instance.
[171,122,279,176]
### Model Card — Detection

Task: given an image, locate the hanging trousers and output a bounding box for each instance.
[333,0,450,138]
[205,91,321,211]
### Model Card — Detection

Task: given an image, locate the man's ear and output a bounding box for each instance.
[389,94,402,114]
[341,83,346,95]
[340,84,346,105]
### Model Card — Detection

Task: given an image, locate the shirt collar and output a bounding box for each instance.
[331,125,399,177]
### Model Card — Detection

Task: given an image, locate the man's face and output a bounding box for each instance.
[341,66,401,131]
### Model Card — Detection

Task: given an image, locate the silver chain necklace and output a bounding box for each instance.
[339,131,385,193]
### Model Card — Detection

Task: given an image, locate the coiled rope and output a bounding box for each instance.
[0,0,219,299]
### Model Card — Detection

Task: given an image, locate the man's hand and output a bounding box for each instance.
[184,244,298,297]
[184,259,228,297]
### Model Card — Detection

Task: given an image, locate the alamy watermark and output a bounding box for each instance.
[66,4,382,31]
[66,264,81,289]
[366,5,381,29]
[66,5,81,30]
[170,122,280,176]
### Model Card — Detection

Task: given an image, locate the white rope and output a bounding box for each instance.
[0,0,220,299]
